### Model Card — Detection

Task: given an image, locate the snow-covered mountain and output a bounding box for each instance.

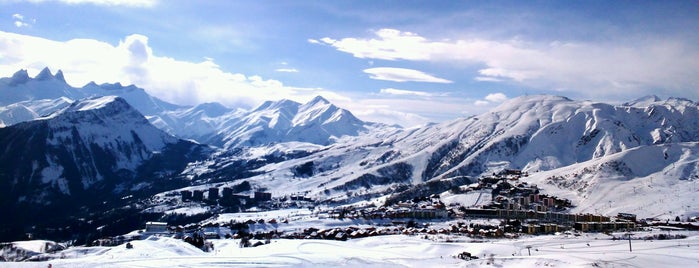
[0,96,212,240]
[0,68,186,127]
[177,94,699,220]
[407,95,699,178]
[210,96,372,148]
[0,68,381,148]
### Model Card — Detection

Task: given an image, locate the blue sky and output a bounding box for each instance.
[1,0,698,126]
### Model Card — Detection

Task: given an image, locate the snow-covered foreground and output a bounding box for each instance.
[5,232,699,267]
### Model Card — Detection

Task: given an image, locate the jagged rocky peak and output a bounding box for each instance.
[5,67,67,86]
[54,70,66,82]
[34,67,53,80]
[34,67,65,82]
[8,69,30,85]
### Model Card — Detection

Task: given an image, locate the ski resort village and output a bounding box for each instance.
[1,68,699,267]
[3,1,699,267]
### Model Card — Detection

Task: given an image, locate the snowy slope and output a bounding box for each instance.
[523,142,699,219]
[148,102,242,142]
[0,98,72,127]
[387,95,699,180]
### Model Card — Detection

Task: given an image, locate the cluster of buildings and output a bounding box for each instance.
[482,171,572,212]
[179,188,272,207]
[326,195,448,220]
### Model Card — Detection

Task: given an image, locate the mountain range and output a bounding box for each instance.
[0,68,379,149]
[1,68,697,241]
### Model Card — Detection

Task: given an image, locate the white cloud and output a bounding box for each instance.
[317,28,699,99]
[379,88,433,97]
[484,93,507,103]
[25,0,157,7]
[14,21,28,27]
[275,68,299,73]
[473,92,507,106]
[12,13,30,28]
[474,76,502,82]
[0,31,333,109]
[318,29,432,61]
[364,67,452,83]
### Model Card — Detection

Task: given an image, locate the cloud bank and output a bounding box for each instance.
[317,28,699,98]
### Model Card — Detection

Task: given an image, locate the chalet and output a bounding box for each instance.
[145,222,168,233]
[203,226,224,239]
[617,213,637,222]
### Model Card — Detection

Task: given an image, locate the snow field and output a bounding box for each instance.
[5,232,699,267]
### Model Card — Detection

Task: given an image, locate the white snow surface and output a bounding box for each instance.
[5,232,699,267]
